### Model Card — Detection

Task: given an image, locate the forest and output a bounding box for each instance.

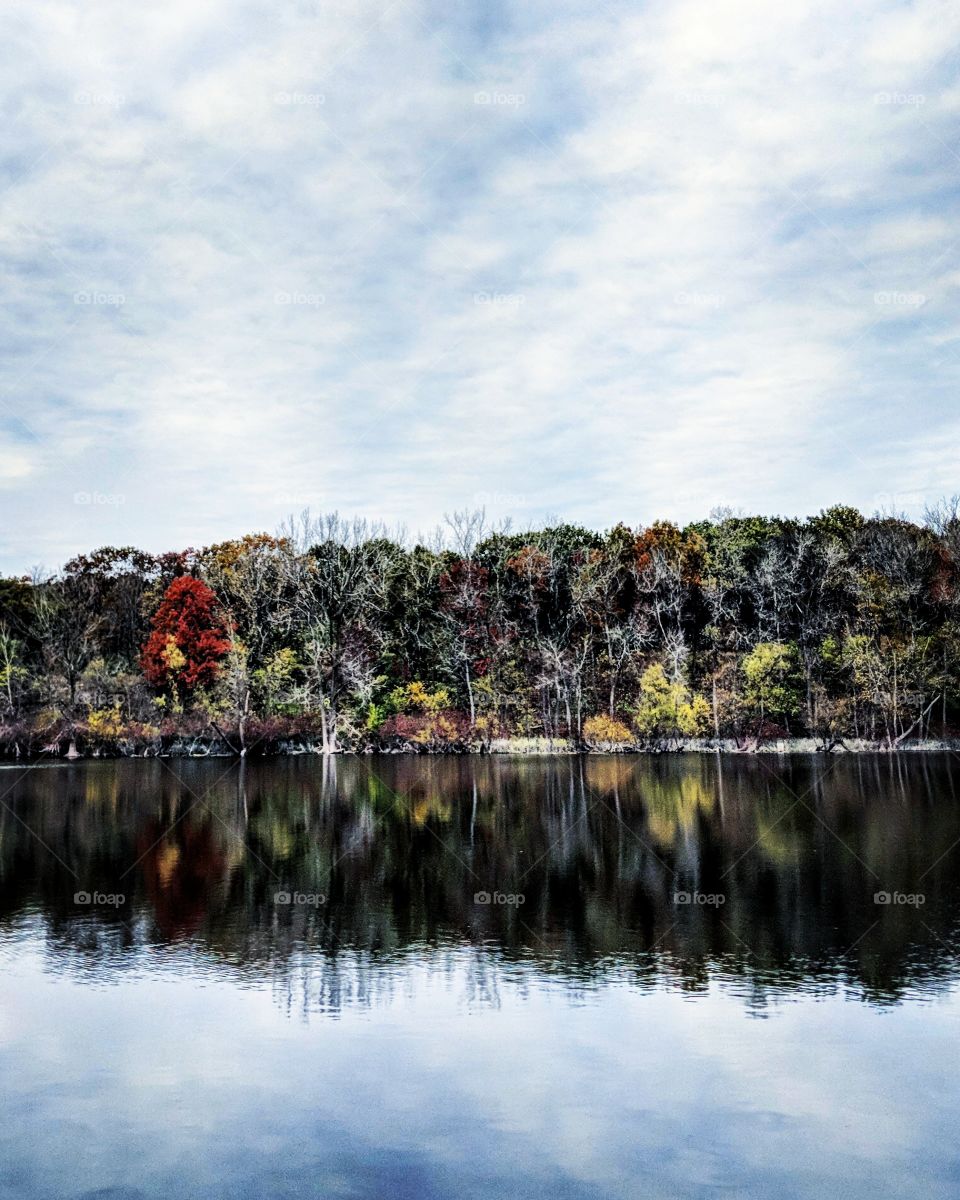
[2,503,960,757]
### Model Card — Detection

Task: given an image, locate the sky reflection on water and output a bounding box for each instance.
[1,755,959,1199]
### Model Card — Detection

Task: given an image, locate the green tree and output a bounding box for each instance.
[742,642,802,728]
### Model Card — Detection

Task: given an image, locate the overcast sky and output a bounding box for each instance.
[1,0,958,572]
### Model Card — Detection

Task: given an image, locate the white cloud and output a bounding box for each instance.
[0,0,958,569]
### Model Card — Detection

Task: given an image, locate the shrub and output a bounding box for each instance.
[386,681,450,716]
[582,713,634,746]
[85,703,124,741]
[379,709,470,751]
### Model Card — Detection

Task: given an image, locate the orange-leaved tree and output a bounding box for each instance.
[141,576,230,695]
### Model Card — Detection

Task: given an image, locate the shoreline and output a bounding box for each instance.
[4,736,960,761]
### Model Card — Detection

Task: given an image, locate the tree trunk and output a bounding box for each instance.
[894,695,939,746]
[465,660,475,726]
[239,688,250,757]
[943,644,948,734]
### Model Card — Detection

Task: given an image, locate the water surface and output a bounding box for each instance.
[2,755,959,1198]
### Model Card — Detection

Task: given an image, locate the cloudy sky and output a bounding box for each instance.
[1,0,958,572]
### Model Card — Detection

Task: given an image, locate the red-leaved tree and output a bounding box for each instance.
[141,576,231,694]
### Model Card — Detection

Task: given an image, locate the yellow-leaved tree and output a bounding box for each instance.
[634,664,711,740]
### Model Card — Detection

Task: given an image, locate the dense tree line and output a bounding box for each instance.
[3,503,960,755]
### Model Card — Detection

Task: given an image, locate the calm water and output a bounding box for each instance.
[1,754,959,1199]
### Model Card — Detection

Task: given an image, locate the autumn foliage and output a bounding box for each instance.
[141,576,230,693]
[6,504,960,757]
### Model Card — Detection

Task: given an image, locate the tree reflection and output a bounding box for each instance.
[1,755,959,1008]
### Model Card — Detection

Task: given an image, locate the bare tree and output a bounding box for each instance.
[280,512,392,753]
[32,572,103,712]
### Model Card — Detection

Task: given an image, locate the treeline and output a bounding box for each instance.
[3,503,960,755]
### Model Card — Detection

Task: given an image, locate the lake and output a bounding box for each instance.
[1,754,959,1199]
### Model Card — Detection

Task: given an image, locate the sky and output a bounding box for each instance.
[1,0,959,574]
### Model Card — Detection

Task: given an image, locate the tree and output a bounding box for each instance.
[198,534,294,672]
[0,624,29,719]
[281,512,393,753]
[9,499,960,753]
[842,633,940,746]
[579,526,650,718]
[62,547,162,666]
[741,642,802,730]
[32,571,104,712]
[141,577,231,698]
[634,662,711,741]
[634,521,705,684]
[438,558,490,726]
[502,525,600,741]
